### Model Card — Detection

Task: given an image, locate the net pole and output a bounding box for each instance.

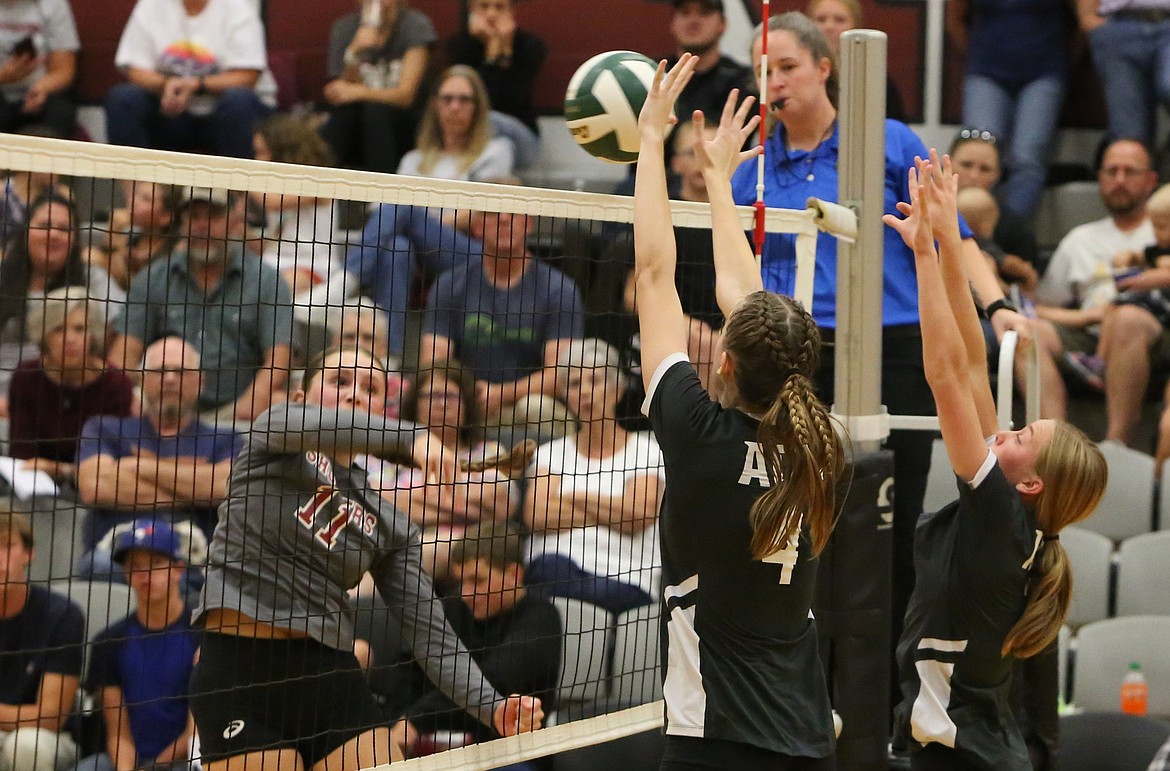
[832,29,888,451]
[753,0,770,269]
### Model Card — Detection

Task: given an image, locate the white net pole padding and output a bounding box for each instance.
[806,197,858,243]
[376,702,665,771]
[831,29,889,448]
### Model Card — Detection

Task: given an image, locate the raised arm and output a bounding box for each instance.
[250,403,422,459]
[633,56,696,390]
[692,92,764,318]
[883,159,989,481]
[924,150,998,437]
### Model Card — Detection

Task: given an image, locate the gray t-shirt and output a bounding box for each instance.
[195,403,502,727]
[0,0,79,100]
[115,244,293,411]
[326,8,436,87]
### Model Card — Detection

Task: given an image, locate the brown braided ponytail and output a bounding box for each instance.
[721,291,845,558]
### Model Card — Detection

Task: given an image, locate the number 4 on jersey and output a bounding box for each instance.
[763,539,799,585]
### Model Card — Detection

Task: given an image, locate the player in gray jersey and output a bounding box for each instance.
[191,346,542,771]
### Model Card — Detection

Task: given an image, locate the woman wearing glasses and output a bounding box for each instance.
[397,65,514,182]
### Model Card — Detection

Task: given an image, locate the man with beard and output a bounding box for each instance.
[75,336,241,587]
[1033,139,1158,426]
[110,187,293,425]
[666,0,755,123]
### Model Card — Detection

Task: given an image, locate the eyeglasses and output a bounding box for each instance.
[957,128,997,144]
[1100,165,1151,178]
[438,94,475,105]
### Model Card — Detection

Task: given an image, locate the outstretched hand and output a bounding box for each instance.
[922,149,961,242]
[694,89,762,180]
[882,158,935,257]
[638,54,697,144]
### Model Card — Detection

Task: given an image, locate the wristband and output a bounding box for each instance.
[985,297,1018,319]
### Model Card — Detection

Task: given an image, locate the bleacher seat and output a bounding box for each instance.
[1058,624,1071,704]
[1081,442,1156,542]
[26,498,90,584]
[611,603,662,706]
[1116,531,1170,617]
[550,598,612,714]
[1061,526,1115,627]
[1071,616,1170,716]
[1055,712,1170,771]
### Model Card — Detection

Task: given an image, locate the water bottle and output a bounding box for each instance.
[1121,661,1149,716]
[360,0,382,28]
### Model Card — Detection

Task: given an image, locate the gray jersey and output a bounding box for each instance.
[195,403,501,727]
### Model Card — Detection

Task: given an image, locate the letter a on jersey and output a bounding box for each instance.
[738,441,771,487]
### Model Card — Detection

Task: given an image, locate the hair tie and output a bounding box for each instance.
[1042,534,1059,543]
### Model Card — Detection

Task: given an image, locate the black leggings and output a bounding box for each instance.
[659,736,835,771]
[910,743,984,771]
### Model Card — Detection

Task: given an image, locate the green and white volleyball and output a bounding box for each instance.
[564,51,660,164]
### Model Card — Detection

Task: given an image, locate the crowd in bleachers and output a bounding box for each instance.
[4,0,1170,768]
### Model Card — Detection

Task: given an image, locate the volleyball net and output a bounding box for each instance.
[0,134,829,770]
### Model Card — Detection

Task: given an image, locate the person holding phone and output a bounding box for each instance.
[0,0,80,137]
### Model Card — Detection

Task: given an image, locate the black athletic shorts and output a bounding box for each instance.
[659,736,836,771]
[190,631,387,766]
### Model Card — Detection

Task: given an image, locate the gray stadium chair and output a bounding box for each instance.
[1061,526,1115,628]
[1116,531,1170,617]
[551,597,613,712]
[1071,616,1170,716]
[1081,442,1156,542]
[1056,712,1170,771]
[922,438,953,515]
[611,603,662,706]
[51,581,137,642]
[24,497,90,584]
[1158,462,1170,531]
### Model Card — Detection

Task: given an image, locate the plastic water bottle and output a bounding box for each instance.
[1121,661,1148,716]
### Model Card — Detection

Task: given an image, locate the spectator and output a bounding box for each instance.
[667,0,755,125]
[0,148,70,248]
[446,0,547,170]
[252,114,346,298]
[393,359,518,579]
[0,0,78,138]
[395,521,560,763]
[76,336,239,583]
[1034,139,1157,400]
[8,288,134,485]
[523,338,664,615]
[806,0,907,120]
[87,181,180,292]
[109,187,294,425]
[0,509,83,771]
[106,0,276,158]
[75,520,198,771]
[945,0,1074,219]
[421,208,584,420]
[398,65,514,181]
[1080,0,1170,150]
[948,129,1040,268]
[0,190,122,414]
[322,0,436,174]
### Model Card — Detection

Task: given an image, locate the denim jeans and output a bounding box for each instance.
[105,83,270,158]
[343,204,483,358]
[962,73,1065,220]
[1088,16,1170,147]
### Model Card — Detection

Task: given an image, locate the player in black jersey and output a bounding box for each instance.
[884,153,1106,771]
[634,55,846,770]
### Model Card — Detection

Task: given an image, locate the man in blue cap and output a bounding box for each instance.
[75,519,198,771]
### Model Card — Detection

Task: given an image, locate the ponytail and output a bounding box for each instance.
[1002,541,1071,658]
[749,372,844,559]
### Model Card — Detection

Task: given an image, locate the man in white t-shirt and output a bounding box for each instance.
[106,0,277,157]
[0,0,79,137]
[1033,139,1158,439]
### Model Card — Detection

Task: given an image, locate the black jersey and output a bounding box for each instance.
[895,451,1043,771]
[643,354,834,759]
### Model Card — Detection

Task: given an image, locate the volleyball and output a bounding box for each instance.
[564,50,660,164]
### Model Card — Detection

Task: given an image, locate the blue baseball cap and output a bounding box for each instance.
[112,520,183,564]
